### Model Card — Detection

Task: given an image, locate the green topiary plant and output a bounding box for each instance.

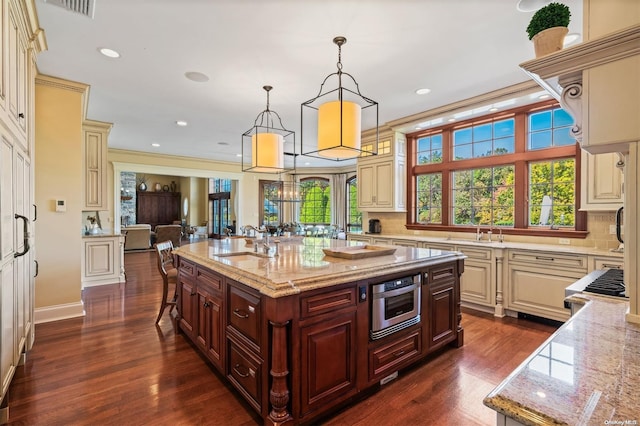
[526,2,571,40]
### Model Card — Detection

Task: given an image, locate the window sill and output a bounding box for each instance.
[405,224,589,239]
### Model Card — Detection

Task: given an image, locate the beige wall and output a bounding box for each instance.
[108,149,270,232]
[34,76,88,313]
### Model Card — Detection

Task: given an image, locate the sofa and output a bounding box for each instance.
[154,224,182,248]
[123,224,152,250]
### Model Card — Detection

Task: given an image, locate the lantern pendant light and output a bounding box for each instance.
[301,36,378,161]
[242,85,296,173]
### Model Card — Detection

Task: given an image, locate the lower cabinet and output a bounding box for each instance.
[457,246,495,310]
[299,310,358,418]
[176,256,464,425]
[368,328,421,381]
[196,270,223,370]
[81,235,125,288]
[505,250,588,322]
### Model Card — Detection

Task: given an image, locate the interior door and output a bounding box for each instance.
[209,192,230,239]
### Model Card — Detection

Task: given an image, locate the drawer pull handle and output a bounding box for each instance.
[233,308,249,319]
[602,264,621,269]
[393,350,405,357]
[203,302,210,308]
[233,363,250,378]
[535,256,555,261]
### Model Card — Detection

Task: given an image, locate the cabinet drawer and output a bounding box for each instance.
[300,287,356,320]
[423,242,455,251]
[456,246,492,261]
[591,257,623,271]
[197,267,222,291]
[391,239,418,247]
[178,258,195,278]
[227,339,263,412]
[228,284,261,348]
[508,250,587,271]
[369,329,421,380]
[425,263,456,285]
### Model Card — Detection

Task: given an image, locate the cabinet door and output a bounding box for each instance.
[178,279,197,338]
[83,129,106,209]
[580,151,623,211]
[357,163,375,208]
[374,161,393,208]
[196,287,223,371]
[299,311,357,417]
[506,264,581,322]
[427,281,456,349]
[7,3,27,137]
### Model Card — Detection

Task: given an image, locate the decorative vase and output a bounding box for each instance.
[139,182,147,191]
[155,183,162,192]
[170,181,177,192]
[532,26,568,58]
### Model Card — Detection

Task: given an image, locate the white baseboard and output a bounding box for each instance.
[35,301,85,324]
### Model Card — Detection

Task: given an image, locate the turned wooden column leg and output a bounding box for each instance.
[269,319,292,424]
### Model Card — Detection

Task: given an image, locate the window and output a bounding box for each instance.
[347,176,362,232]
[299,178,330,225]
[259,180,281,226]
[408,102,586,237]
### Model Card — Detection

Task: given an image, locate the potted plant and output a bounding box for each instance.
[526,2,571,58]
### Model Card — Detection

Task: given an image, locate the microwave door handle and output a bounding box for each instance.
[379,284,418,299]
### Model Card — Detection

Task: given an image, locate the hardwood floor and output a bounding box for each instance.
[6,251,558,426]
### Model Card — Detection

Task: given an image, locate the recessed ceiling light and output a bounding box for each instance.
[236,154,242,157]
[176,120,188,127]
[185,71,209,83]
[538,94,550,99]
[489,107,499,112]
[218,142,229,146]
[448,118,456,122]
[516,0,549,13]
[415,88,431,95]
[304,162,311,166]
[563,33,580,46]
[98,47,120,58]
[151,143,160,147]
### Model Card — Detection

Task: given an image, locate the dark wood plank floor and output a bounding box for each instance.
[6,251,558,426]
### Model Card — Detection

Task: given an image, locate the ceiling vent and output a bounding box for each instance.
[44,0,96,19]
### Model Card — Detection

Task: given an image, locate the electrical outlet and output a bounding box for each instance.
[559,238,570,245]
[609,224,617,235]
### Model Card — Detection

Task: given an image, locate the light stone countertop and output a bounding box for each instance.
[173,238,466,298]
[484,294,639,425]
[82,232,123,238]
[348,233,624,258]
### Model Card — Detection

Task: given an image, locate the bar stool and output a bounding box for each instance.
[155,240,177,324]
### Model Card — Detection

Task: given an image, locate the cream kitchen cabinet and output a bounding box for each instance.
[505,250,588,322]
[357,128,406,212]
[81,235,125,288]
[0,1,43,421]
[346,234,372,244]
[82,120,112,210]
[580,151,623,211]
[456,245,495,313]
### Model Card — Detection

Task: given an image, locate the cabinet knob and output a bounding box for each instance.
[18,113,25,119]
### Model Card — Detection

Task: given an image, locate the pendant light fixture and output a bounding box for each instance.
[301,36,378,161]
[242,85,296,173]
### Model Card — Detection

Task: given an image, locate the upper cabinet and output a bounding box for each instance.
[519,0,639,155]
[357,127,406,212]
[83,119,112,210]
[580,151,624,211]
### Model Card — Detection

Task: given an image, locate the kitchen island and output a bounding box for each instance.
[173,238,465,425]
[484,293,639,425]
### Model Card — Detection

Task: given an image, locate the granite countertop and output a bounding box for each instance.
[484,294,639,425]
[173,238,465,298]
[82,232,123,238]
[349,233,624,258]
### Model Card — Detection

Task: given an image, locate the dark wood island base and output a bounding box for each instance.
[174,239,465,425]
